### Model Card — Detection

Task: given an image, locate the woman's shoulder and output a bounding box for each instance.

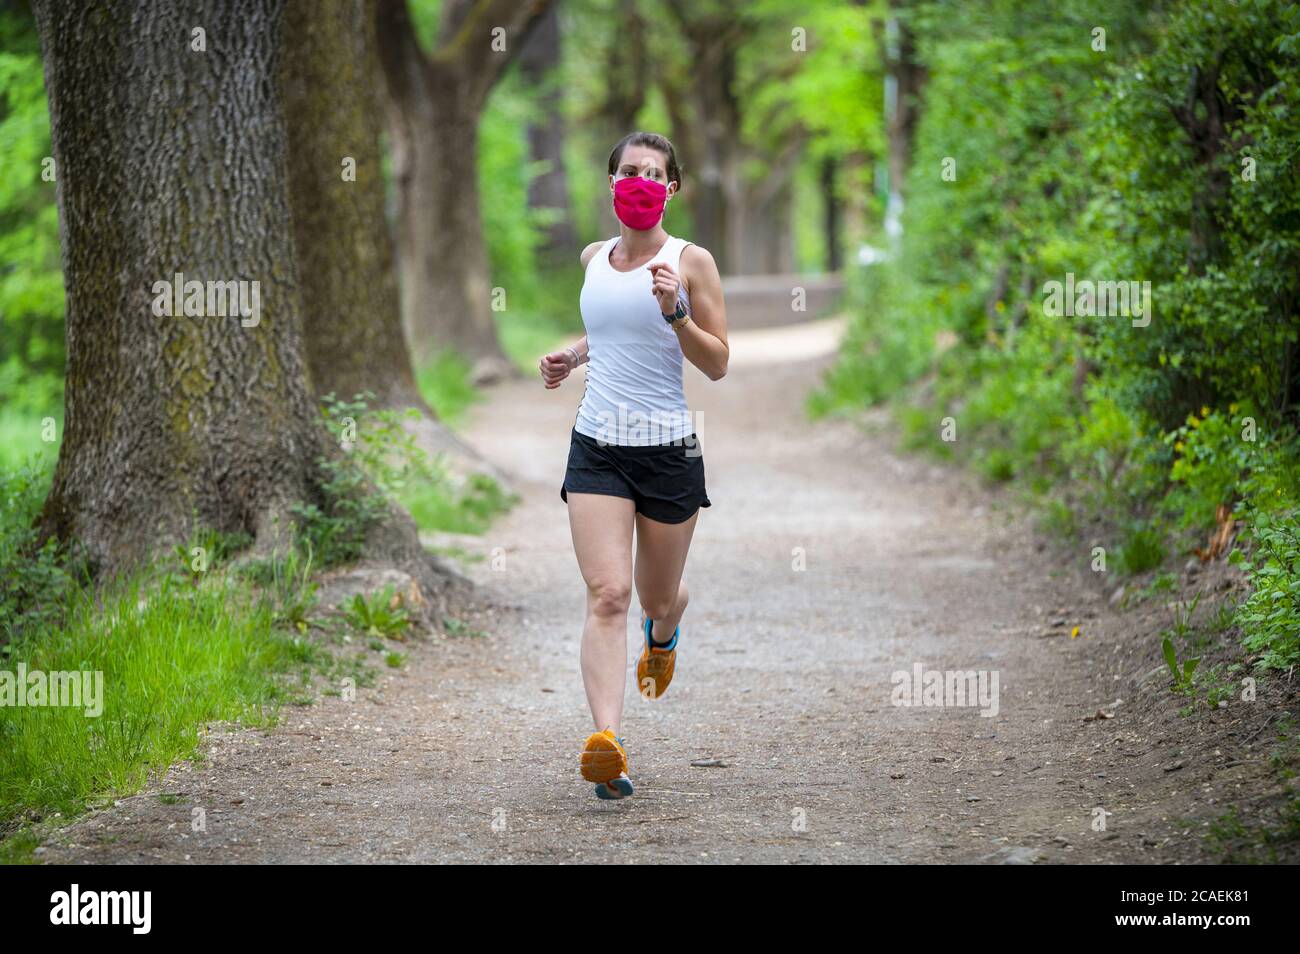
[677,240,714,263]
[677,241,718,288]
[579,239,611,269]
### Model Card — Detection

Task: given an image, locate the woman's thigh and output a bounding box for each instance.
[633,509,699,612]
[567,491,637,599]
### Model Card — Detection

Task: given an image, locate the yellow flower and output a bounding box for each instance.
[1201,406,1210,418]
[1229,402,1239,414]
[1071,626,1081,639]
[1174,441,1185,452]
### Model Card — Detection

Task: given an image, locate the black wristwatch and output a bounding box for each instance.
[662,301,688,325]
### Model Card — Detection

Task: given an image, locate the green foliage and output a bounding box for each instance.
[1161,592,1204,696]
[1162,633,1201,694]
[0,5,64,420]
[1232,513,1300,669]
[0,461,80,644]
[294,391,514,564]
[1164,407,1254,529]
[343,584,411,640]
[1116,524,1167,576]
[238,543,321,636]
[819,0,1300,667]
[1090,0,1300,428]
[414,349,481,429]
[292,446,391,570]
[400,472,514,536]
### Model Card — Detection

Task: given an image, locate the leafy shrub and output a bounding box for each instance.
[344,585,411,640]
[817,0,1300,668]
[1232,512,1300,670]
[1116,524,1167,576]
[0,461,79,644]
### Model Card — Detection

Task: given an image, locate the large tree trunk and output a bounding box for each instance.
[281,0,503,485]
[32,0,459,607]
[376,0,550,386]
[282,0,424,413]
[519,3,578,264]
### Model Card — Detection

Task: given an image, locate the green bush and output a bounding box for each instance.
[1234,515,1300,669]
[1116,524,1168,576]
[0,461,79,644]
[817,0,1300,667]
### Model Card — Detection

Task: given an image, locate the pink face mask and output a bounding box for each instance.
[613,176,668,230]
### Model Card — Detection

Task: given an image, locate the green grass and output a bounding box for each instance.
[0,565,318,841]
[1115,524,1168,576]
[342,584,411,640]
[414,349,481,429]
[399,472,516,536]
[0,825,42,865]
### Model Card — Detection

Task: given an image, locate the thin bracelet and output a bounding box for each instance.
[564,346,582,368]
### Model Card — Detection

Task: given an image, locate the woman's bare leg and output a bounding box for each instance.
[567,492,636,735]
[633,510,699,641]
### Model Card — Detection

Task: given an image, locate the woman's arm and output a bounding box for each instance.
[540,335,586,389]
[540,241,606,389]
[564,336,589,367]
[655,245,728,381]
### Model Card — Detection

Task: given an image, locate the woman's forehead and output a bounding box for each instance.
[618,146,666,171]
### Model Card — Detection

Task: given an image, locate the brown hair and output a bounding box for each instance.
[607,132,682,190]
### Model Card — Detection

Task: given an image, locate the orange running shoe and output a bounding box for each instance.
[580,729,633,799]
[636,614,679,700]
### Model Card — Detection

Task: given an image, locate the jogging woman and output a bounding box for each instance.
[538,132,729,800]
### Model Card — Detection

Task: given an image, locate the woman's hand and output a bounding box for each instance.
[648,262,681,315]
[539,349,576,389]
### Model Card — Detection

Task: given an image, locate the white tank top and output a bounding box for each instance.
[574,234,694,445]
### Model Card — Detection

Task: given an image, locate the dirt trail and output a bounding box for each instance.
[38,313,1260,865]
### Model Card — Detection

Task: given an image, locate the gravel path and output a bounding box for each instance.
[39,314,1235,864]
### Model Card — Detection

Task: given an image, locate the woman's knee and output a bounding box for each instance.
[587,578,632,619]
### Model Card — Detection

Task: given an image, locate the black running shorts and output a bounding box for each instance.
[560,427,711,524]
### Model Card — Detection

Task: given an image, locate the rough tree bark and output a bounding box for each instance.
[282,0,425,413]
[281,0,504,484]
[375,0,550,385]
[32,0,460,609]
